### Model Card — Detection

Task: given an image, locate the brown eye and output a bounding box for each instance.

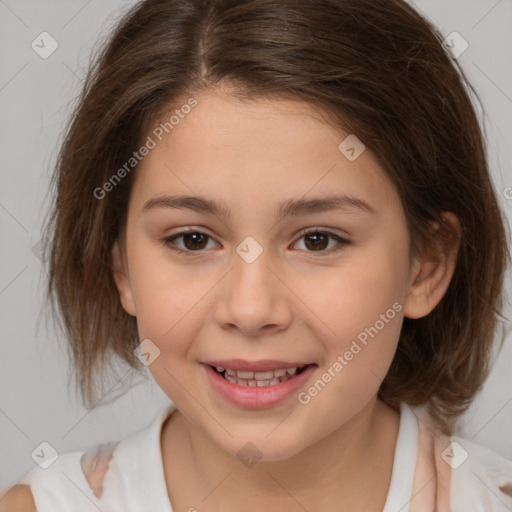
[179,232,209,250]
[303,232,329,251]
[163,230,218,253]
[162,228,351,255]
[293,229,351,254]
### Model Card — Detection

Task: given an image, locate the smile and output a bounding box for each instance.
[201,360,317,408]
[212,365,308,387]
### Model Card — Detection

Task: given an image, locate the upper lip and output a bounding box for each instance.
[202,359,315,372]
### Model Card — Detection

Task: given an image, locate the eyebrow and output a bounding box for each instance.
[141,194,376,219]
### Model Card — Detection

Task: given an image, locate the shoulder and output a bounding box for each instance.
[410,405,512,511]
[0,484,37,512]
[12,441,119,511]
[448,435,512,511]
[12,406,175,511]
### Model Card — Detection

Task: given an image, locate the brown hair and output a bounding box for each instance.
[42,0,510,434]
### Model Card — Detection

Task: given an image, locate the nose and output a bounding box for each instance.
[213,246,293,338]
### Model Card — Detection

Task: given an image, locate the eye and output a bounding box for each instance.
[162,228,219,253]
[162,227,351,255]
[292,228,351,254]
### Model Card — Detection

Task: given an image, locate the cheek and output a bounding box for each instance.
[128,249,213,406]
[301,232,408,380]
[127,240,212,351]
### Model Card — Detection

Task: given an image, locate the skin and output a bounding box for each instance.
[112,86,460,511]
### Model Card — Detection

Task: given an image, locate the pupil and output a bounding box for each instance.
[184,233,207,250]
[305,233,327,251]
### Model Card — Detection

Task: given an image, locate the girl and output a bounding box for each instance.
[2,0,511,510]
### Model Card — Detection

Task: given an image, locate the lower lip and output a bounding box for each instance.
[202,364,317,408]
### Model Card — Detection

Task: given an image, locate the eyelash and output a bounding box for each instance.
[161,227,351,256]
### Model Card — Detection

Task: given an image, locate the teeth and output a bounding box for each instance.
[237,370,255,379]
[214,364,309,387]
[253,371,274,380]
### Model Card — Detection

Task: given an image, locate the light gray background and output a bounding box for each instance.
[1,0,511,489]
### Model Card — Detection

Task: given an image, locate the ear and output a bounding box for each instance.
[403,212,461,319]
[111,240,137,317]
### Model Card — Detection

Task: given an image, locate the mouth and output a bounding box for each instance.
[201,359,318,408]
[207,364,311,387]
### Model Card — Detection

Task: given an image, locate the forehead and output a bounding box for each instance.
[129,88,401,220]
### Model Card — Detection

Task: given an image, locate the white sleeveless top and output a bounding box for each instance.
[19,402,512,511]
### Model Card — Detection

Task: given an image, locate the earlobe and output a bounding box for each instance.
[111,241,137,317]
[403,212,461,319]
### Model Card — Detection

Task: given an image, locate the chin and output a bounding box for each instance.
[217,429,307,464]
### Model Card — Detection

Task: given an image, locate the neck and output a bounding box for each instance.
[161,397,400,512]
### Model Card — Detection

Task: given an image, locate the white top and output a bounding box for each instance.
[383,401,418,512]
[18,401,512,511]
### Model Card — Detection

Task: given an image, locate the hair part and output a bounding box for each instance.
[43,0,510,434]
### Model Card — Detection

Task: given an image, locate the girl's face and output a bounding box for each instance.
[112,87,421,461]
